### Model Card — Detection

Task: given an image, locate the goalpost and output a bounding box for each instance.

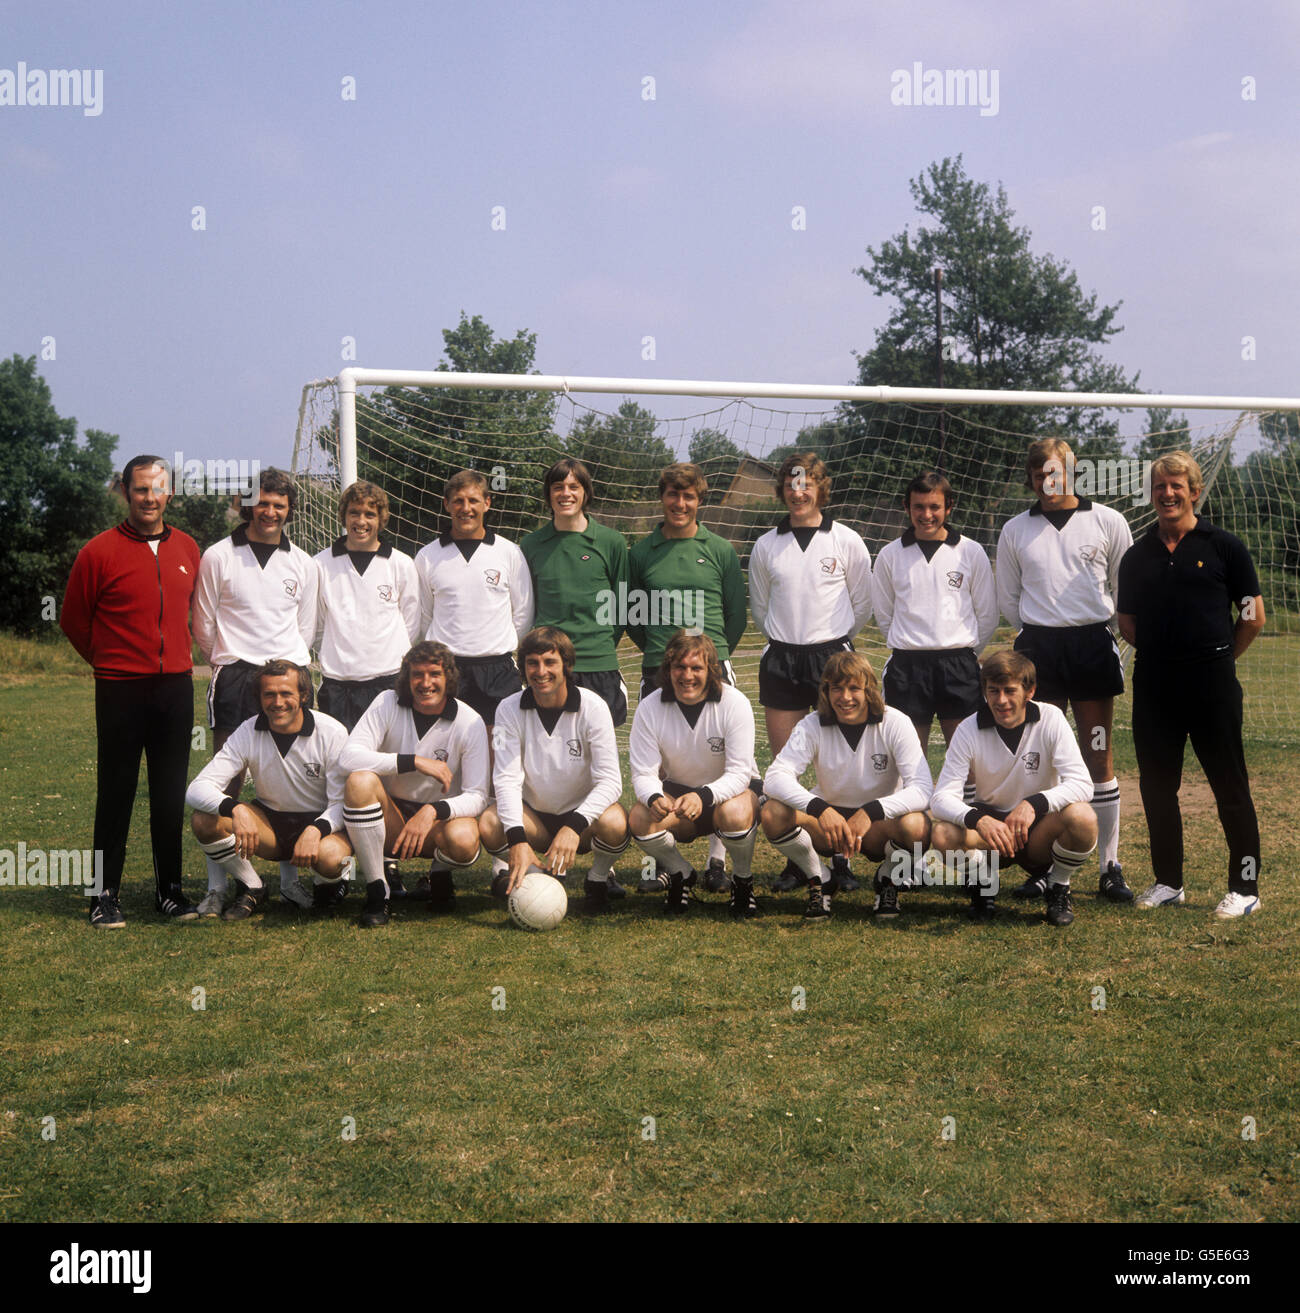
[293,369,1300,740]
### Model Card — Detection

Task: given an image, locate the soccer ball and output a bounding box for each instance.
[508,871,568,931]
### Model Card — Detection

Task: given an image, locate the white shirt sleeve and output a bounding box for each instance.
[872,544,896,646]
[995,523,1022,632]
[192,547,222,665]
[629,701,666,808]
[749,536,771,636]
[876,712,934,818]
[762,713,818,812]
[491,697,526,836]
[931,719,978,828]
[1040,710,1094,814]
[447,715,490,818]
[397,552,422,644]
[509,541,535,642]
[296,552,319,657]
[708,690,756,806]
[186,719,252,813]
[576,696,622,825]
[970,544,999,652]
[845,533,874,637]
[339,696,400,777]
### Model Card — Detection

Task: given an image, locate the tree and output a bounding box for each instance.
[1258,410,1300,455]
[564,400,674,506]
[1136,407,1191,462]
[165,494,234,551]
[0,355,118,635]
[356,313,559,552]
[689,427,743,503]
[848,156,1140,506]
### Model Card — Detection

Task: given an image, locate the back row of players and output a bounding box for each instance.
[167,441,1157,928]
[181,446,1150,929]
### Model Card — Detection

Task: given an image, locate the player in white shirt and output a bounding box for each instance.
[749,452,873,895]
[340,641,489,926]
[479,627,629,914]
[628,631,760,918]
[875,471,997,750]
[191,468,321,914]
[996,439,1133,904]
[931,650,1097,927]
[762,651,932,923]
[414,469,534,728]
[186,661,353,922]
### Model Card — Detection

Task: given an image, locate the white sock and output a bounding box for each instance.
[199,835,262,891]
[709,833,726,867]
[718,824,757,880]
[882,839,915,887]
[633,828,692,877]
[589,835,628,882]
[1048,839,1096,888]
[204,854,228,895]
[767,826,820,882]
[1092,778,1120,872]
[344,803,389,893]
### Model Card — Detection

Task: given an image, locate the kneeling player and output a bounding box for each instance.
[930,650,1097,926]
[762,651,931,923]
[339,642,489,926]
[186,661,352,921]
[628,631,759,917]
[479,627,629,913]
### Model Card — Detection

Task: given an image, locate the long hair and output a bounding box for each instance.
[816,650,885,720]
[396,641,460,706]
[657,630,725,703]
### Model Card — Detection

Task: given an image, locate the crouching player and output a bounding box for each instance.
[479,627,629,913]
[186,661,352,921]
[339,642,489,926]
[761,652,931,923]
[628,631,759,918]
[930,650,1097,926]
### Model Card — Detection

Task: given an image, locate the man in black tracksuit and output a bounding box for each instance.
[1116,451,1265,919]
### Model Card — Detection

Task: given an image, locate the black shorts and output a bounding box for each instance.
[759,636,853,711]
[255,803,324,858]
[1014,623,1123,703]
[570,669,628,727]
[883,649,982,723]
[956,805,1050,876]
[530,808,594,853]
[455,653,522,725]
[640,659,736,702]
[318,674,395,731]
[662,779,717,836]
[209,659,314,732]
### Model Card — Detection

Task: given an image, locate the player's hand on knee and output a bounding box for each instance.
[292,824,322,869]
[546,828,580,880]
[395,806,436,860]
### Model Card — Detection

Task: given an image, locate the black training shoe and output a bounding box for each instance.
[702,858,731,894]
[873,880,900,919]
[583,877,610,914]
[605,875,627,900]
[1098,862,1134,903]
[770,860,804,893]
[1045,882,1075,927]
[89,891,125,929]
[663,870,691,915]
[426,867,455,912]
[360,881,390,927]
[729,875,758,919]
[640,862,670,894]
[222,885,264,921]
[1012,872,1048,900]
[384,859,405,900]
[156,889,200,922]
[312,881,338,914]
[490,870,511,900]
[967,891,997,921]
[804,879,832,924]
[830,854,859,893]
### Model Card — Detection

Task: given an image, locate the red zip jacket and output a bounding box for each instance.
[61,522,200,678]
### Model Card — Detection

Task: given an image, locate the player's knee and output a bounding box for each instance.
[760,799,794,838]
[931,820,962,852]
[190,810,221,841]
[1063,803,1098,847]
[443,820,480,864]
[344,771,383,805]
[596,805,629,844]
[477,810,504,848]
[898,811,929,847]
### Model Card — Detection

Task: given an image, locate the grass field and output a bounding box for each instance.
[1,635,1297,1222]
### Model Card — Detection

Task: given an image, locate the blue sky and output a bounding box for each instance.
[3,0,1298,468]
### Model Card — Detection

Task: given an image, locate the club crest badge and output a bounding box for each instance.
[819,557,841,575]
[1022,751,1041,772]
[304,762,321,779]
[707,736,725,753]
[484,569,501,586]
[283,580,299,598]
[433,748,449,763]
[376,585,394,602]
[871,753,889,772]
[946,571,964,588]
[566,738,582,757]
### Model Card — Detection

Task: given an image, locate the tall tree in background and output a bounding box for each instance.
[845,156,1141,525]
[0,355,118,634]
[565,400,674,507]
[688,427,743,504]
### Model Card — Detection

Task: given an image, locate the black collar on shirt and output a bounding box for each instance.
[521,684,581,714]
[1029,499,1093,517]
[1140,515,1212,545]
[405,697,459,722]
[437,529,497,547]
[253,709,316,736]
[331,536,393,557]
[116,521,173,544]
[818,709,883,727]
[776,514,835,534]
[900,527,963,547]
[660,684,724,706]
[232,524,291,551]
[975,701,1042,730]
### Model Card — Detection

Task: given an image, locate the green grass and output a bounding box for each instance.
[1,643,1297,1221]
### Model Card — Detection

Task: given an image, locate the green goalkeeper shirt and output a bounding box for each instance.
[627,522,748,669]
[520,517,630,672]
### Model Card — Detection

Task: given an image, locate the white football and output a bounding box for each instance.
[508,871,568,931]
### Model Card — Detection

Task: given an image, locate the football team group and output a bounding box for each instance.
[60,439,1265,930]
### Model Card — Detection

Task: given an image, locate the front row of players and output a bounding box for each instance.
[184,629,1097,928]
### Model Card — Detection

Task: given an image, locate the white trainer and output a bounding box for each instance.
[280,878,314,909]
[196,890,225,918]
[1136,883,1186,909]
[1214,891,1261,919]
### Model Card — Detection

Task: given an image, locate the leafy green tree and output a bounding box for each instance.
[0,355,118,635]
[165,493,234,551]
[689,427,742,503]
[847,156,1139,509]
[1136,407,1191,462]
[565,401,674,506]
[1258,410,1300,455]
[356,313,559,551]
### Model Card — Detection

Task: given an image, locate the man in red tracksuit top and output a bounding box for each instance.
[61,455,201,927]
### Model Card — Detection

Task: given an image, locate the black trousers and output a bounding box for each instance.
[1131,658,1260,893]
[93,673,194,896]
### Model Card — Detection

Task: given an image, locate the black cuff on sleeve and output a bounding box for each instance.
[434,800,451,822]
[863,800,885,823]
[397,753,416,774]
[1026,793,1049,820]
[696,786,714,809]
[312,818,332,838]
[505,826,527,847]
[963,808,984,830]
[647,793,665,810]
[557,811,588,836]
[218,798,236,818]
[806,797,830,819]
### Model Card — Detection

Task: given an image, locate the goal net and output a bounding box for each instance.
[292,370,1300,743]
